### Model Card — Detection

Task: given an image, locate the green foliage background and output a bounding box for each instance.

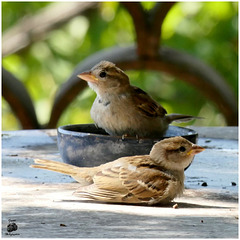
[2,2,238,130]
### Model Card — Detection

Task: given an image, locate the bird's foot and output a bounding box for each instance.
[135,134,139,141]
[121,134,140,142]
[121,134,128,140]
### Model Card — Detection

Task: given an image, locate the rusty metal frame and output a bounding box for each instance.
[2,2,238,129]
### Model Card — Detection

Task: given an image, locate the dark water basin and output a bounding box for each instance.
[57,124,198,167]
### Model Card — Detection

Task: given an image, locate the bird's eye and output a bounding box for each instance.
[179,146,186,152]
[99,71,107,78]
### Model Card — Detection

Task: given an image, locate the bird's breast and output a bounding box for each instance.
[90,95,167,137]
[91,95,136,134]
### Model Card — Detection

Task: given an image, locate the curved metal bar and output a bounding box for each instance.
[47,74,87,128]
[48,46,237,127]
[2,67,40,129]
[149,2,175,44]
[121,2,175,58]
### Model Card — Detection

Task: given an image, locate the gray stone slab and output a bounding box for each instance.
[2,128,238,238]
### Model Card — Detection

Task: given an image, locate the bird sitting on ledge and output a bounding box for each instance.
[31,136,204,205]
[78,61,201,138]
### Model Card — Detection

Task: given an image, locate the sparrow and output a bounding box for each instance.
[31,136,204,205]
[78,61,200,138]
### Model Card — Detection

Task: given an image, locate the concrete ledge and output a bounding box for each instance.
[187,126,238,140]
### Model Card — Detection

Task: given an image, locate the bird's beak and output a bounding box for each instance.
[78,72,99,83]
[187,145,205,155]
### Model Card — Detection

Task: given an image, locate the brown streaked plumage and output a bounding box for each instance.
[31,137,204,205]
[78,61,200,138]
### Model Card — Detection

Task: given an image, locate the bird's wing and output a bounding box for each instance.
[74,165,129,202]
[93,166,125,191]
[74,158,177,204]
[120,165,175,202]
[131,86,167,118]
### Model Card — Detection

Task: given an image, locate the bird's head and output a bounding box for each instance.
[150,136,204,171]
[78,61,130,95]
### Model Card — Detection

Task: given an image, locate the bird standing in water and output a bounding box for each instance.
[78,61,199,138]
[31,137,204,205]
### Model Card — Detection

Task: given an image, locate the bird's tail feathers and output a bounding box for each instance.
[30,159,95,184]
[166,114,203,123]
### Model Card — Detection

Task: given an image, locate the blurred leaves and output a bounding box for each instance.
[2,2,238,130]
[161,2,238,93]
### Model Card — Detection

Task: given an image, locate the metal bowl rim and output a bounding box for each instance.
[57,124,197,142]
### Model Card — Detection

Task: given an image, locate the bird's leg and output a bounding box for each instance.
[135,134,139,141]
[121,134,140,142]
[121,134,128,140]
